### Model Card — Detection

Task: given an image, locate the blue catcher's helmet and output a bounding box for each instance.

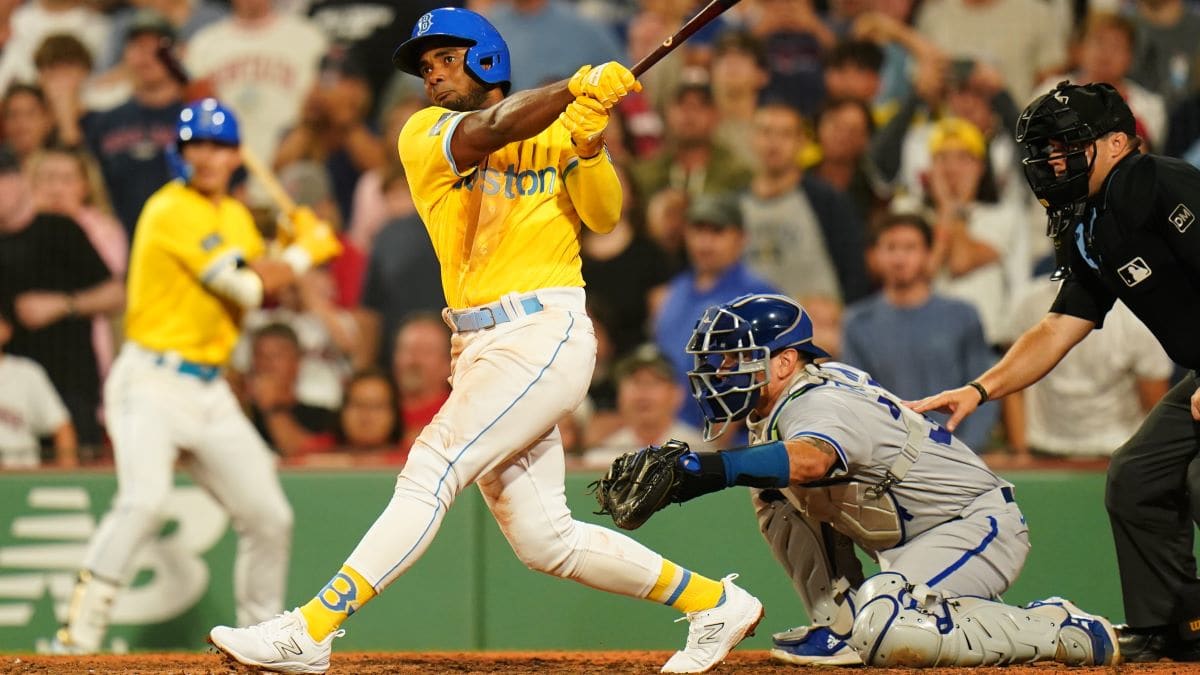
[392,8,511,94]
[167,98,241,179]
[687,294,830,440]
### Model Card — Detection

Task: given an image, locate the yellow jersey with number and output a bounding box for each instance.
[398,106,588,309]
[124,180,265,364]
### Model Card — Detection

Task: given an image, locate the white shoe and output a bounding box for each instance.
[661,574,765,674]
[209,608,343,674]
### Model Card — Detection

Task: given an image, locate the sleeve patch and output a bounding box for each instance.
[200,232,224,252]
[1169,203,1195,233]
[429,112,454,137]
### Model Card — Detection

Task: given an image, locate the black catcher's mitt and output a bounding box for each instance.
[590,440,692,530]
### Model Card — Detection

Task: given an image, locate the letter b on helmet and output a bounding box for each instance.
[392,8,511,94]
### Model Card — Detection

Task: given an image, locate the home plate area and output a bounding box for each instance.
[2,652,1193,674]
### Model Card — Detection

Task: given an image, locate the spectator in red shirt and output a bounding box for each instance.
[391,312,450,453]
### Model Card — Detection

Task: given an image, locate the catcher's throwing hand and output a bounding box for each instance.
[568,62,642,108]
[590,439,692,530]
[906,385,981,432]
[559,96,608,157]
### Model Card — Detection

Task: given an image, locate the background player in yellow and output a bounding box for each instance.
[54,98,342,654]
[210,8,764,675]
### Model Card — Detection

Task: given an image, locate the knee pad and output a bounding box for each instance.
[850,573,945,666]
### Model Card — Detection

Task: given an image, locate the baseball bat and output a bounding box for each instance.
[629,0,744,77]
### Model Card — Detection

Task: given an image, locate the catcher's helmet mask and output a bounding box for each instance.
[393,8,511,95]
[687,294,830,441]
[1016,81,1136,239]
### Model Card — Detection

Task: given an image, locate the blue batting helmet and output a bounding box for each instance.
[167,98,240,179]
[686,294,830,440]
[392,8,511,94]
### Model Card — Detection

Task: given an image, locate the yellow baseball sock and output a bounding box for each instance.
[299,565,377,641]
[645,560,725,613]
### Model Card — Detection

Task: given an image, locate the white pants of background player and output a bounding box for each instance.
[64,343,293,651]
[345,288,669,600]
[758,487,1107,665]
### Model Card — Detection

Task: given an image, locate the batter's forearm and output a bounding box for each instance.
[456,82,574,159]
[566,153,622,233]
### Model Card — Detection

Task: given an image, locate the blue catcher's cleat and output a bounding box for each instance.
[769,624,863,666]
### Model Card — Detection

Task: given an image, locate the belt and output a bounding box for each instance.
[153,354,222,382]
[449,295,544,332]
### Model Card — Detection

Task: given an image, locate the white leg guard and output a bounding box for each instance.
[754,490,861,634]
[849,572,1114,667]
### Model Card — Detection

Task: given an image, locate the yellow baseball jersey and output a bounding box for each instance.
[398,106,586,309]
[124,180,265,365]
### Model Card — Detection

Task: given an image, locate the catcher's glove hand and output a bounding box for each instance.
[589,439,691,531]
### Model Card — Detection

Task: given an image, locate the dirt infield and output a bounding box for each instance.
[2,651,1198,674]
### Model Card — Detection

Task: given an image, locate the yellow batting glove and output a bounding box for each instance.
[560,96,608,158]
[284,206,343,267]
[568,61,641,108]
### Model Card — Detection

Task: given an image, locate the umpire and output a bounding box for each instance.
[911,81,1200,662]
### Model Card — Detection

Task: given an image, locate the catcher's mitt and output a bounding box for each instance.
[589,439,692,530]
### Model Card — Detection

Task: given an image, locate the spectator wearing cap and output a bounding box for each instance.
[0,303,78,468]
[630,81,752,202]
[653,193,778,430]
[0,0,109,97]
[581,344,711,469]
[740,101,869,306]
[273,48,385,225]
[0,147,125,453]
[842,212,999,452]
[82,10,184,240]
[184,0,328,170]
[921,117,1026,345]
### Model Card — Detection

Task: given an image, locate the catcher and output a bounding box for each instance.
[595,293,1119,667]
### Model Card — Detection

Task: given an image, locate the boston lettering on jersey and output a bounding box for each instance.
[452,163,559,198]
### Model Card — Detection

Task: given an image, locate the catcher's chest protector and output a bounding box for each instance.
[784,484,903,550]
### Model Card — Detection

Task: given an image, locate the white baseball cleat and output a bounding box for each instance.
[661,574,765,674]
[209,608,343,674]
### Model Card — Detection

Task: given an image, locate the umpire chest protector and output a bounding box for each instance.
[1060,152,1200,369]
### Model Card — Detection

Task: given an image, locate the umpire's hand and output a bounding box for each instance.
[907,385,980,432]
[1191,385,1200,421]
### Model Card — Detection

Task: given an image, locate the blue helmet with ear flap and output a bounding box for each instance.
[167,98,241,179]
[686,294,830,440]
[392,8,511,94]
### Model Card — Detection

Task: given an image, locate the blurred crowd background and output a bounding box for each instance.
[0,0,1193,472]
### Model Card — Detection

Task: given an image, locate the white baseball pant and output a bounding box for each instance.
[86,343,292,626]
[345,287,664,597]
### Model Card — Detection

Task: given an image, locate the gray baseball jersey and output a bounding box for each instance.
[748,362,1011,546]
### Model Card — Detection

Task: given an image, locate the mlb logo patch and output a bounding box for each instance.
[1117,257,1152,287]
[1169,204,1195,233]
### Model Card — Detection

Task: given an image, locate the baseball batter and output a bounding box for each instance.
[54,98,342,654]
[210,8,763,675]
[597,294,1119,668]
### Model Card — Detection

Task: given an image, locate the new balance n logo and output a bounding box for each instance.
[698,622,725,644]
[274,637,303,660]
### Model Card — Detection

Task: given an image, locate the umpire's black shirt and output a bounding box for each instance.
[1050,152,1200,369]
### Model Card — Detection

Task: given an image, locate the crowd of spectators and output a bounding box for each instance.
[2,0,1196,470]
